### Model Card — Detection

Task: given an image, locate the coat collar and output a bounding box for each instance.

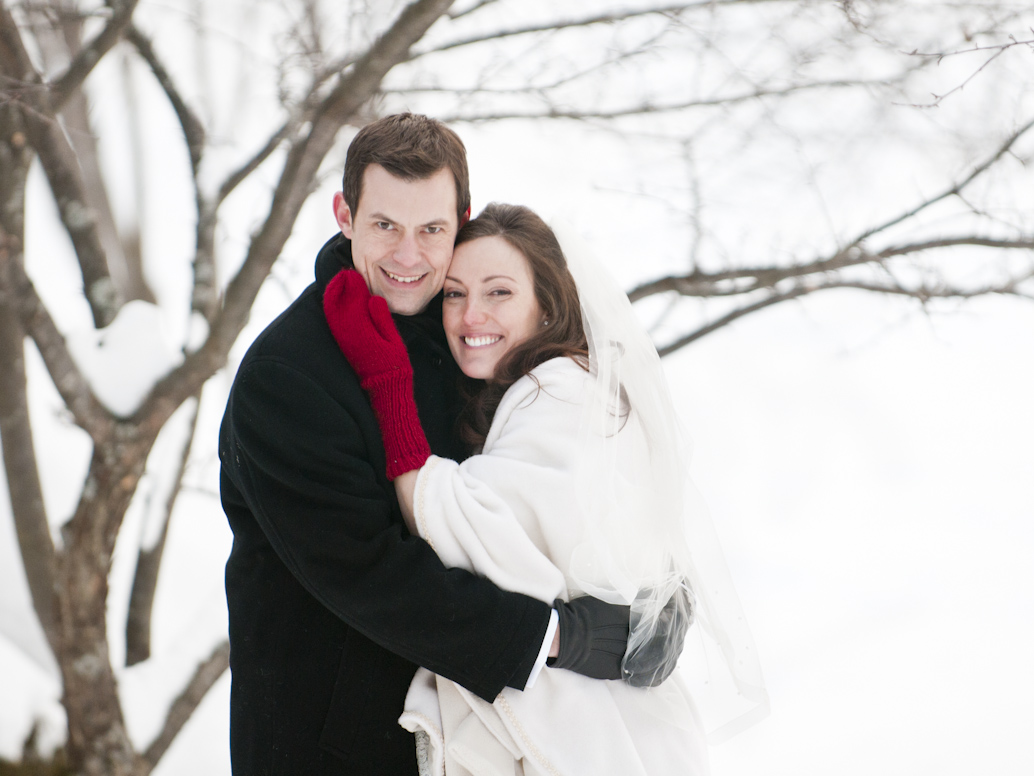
[315,233,353,290]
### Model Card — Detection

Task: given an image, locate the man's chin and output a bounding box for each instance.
[381,290,433,316]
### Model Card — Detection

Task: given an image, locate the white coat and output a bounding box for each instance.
[399,357,709,776]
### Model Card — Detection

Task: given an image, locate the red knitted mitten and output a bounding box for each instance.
[323,269,431,479]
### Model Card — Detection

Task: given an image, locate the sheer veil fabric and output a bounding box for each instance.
[554,220,770,743]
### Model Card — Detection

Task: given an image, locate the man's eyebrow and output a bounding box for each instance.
[365,212,450,227]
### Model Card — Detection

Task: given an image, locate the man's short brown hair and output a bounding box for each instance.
[342,113,471,224]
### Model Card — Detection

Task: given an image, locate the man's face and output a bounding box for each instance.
[334,164,458,316]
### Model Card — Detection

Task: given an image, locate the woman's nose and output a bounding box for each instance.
[462,298,486,325]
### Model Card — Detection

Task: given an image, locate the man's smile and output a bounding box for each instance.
[384,269,426,284]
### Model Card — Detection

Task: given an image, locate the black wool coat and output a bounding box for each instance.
[219,234,551,775]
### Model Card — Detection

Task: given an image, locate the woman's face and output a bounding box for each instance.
[443,235,544,380]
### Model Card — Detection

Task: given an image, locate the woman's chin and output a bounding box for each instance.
[458,357,499,381]
[460,366,496,381]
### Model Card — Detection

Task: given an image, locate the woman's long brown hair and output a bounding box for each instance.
[453,203,589,450]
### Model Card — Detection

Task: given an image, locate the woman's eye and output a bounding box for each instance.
[490,289,512,297]
[443,289,463,299]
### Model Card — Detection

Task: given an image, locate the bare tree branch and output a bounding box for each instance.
[125,23,219,319]
[629,236,1034,301]
[49,0,141,110]
[875,236,1034,260]
[433,77,902,122]
[390,55,645,98]
[1,248,114,441]
[656,285,816,356]
[125,395,201,667]
[215,119,295,207]
[0,305,58,642]
[125,24,204,174]
[142,639,230,770]
[0,6,42,85]
[411,0,794,60]
[910,35,1034,61]
[448,0,499,20]
[114,45,154,304]
[1,7,121,327]
[849,115,1034,247]
[390,21,680,102]
[413,5,683,59]
[635,230,1034,356]
[26,109,120,326]
[29,5,157,307]
[809,275,1034,301]
[55,6,156,308]
[654,267,1034,356]
[0,191,59,654]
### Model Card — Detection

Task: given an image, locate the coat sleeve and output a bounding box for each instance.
[222,354,550,700]
[412,360,590,604]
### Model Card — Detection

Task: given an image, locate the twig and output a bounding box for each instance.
[142,640,230,769]
[847,115,1034,247]
[126,24,205,174]
[49,0,141,110]
[436,78,900,122]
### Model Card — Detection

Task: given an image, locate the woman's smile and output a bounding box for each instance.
[461,334,503,347]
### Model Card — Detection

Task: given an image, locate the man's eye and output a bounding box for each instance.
[426,225,443,234]
[376,221,393,230]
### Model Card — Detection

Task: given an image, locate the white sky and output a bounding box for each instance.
[1,3,1033,774]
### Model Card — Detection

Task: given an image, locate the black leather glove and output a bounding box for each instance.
[547,597,630,680]
[621,585,694,688]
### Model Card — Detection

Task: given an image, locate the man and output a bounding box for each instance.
[219,113,636,774]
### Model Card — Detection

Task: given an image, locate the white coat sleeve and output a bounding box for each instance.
[412,360,590,604]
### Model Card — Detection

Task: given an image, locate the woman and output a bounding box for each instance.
[324,204,766,775]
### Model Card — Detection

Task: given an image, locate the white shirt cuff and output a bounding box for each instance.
[524,608,558,690]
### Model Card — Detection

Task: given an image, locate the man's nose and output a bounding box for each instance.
[392,231,421,266]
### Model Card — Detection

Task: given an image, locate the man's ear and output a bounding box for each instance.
[333,192,354,239]
[459,205,471,229]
